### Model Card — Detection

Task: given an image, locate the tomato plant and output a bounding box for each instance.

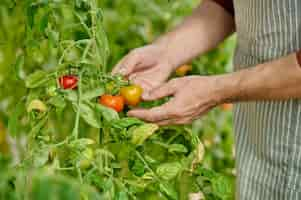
[0,0,236,200]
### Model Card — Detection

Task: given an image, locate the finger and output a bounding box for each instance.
[112,54,141,76]
[143,79,179,101]
[127,101,174,122]
[112,56,128,75]
[130,77,153,92]
[157,117,193,126]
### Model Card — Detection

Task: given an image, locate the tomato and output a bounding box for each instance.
[221,103,233,111]
[47,85,58,97]
[120,85,143,106]
[79,148,94,170]
[99,94,125,112]
[59,75,78,90]
[175,64,192,77]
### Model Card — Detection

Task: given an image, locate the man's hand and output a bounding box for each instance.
[112,44,174,94]
[128,76,222,125]
[112,0,235,96]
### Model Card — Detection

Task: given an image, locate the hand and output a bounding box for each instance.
[112,44,175,94]
[128,76,222,125]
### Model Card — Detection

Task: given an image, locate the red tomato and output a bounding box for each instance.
[99,94,125,112]
[59,75,78,90]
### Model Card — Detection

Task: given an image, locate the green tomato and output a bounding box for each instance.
[47,85,58,97]
[79,148,94,170]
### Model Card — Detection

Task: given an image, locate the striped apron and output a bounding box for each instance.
[233,0,301,199]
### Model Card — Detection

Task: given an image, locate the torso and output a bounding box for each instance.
[232,0,301,199]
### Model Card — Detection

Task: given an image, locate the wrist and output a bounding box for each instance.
[212,73,240,105]
[153,36,181,70]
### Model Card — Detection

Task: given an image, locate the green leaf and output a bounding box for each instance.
[73,102,101,128]
[81,87,105,100]
[131,124,159,145]
[159,182,178,200]
[111,117,144,129]
[115,191,129,200]
[40,12,49,33]
[69,138,95,149]
[13,54,25,80]
[8,101,25,137]
[95,104,119,122]
[156,162,182,180]
[29,116,48,137]
[26,5,38,29]
[212,176,234,199]
[63,90,78,102]
[48,96,66,109]
[168,144,188,154]
[25,70,49,88]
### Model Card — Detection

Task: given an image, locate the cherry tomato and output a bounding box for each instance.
[221,103,233,111]
[175,64,192,77]
[47,85,58,97]
[79,148,94,170]
[99,94,125,112]
[120,85,143,106]
[59,75,78,90]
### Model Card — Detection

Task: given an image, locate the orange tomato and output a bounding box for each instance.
[221,103,233,111]
[99,94,125,112]
[175,64,192,77]
[120,85,143,106]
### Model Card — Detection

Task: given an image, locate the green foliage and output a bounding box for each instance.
[0,0,236,199]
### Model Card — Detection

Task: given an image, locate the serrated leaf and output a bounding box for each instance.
[131,124,159,145]
[168,144,188,154]
[25,70,49,88]
[156,162,182,180]
[73,102,101,128]
[81,87,104,100]
[48,95,66,109]
[111,117,144,129]
[95,103,119,122]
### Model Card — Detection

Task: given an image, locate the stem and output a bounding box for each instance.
[72,71,83,139]
[166,132,181,144]
[77,167,83,184]
[135,151,160,182]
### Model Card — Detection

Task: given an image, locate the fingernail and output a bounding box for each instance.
[119,68,127,75]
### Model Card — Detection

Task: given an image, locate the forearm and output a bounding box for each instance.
[216,53,301,103]
[155,0,235,69]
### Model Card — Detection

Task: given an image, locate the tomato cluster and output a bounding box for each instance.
[59,75,143,112]
[99,85,143,112]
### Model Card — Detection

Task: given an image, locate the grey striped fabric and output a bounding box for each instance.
[232,0,301,199]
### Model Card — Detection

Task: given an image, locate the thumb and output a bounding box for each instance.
[143,79,179,101]
[112,54,141,76]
